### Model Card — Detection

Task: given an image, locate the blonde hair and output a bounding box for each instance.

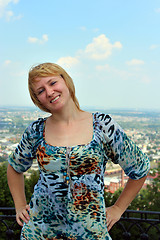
[28,62,81,113]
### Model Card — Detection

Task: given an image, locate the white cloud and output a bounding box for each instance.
[13,70,27,77]
[96,64,110,71]
[56,34,122,70]
[5,10,22,21]
[93,28,99,33]
[0,1,10,15]
[150,44,159,50]
[28,37,38,43]
[5,10,13,20]
[155,8,160,13]
[57,56,79,69]
[28,34,48,44]
[80,27,99,33]
[80,26,87,31]
[141,75,151,84]
[0,0,20,20]
[83,34,122,60]
[126,59,144,66]
[41,34,48,42]
[96,64,132,81]
[4,59,11,65]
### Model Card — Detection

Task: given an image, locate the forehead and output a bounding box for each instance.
[35,75,61,82]
[33,75,62,87]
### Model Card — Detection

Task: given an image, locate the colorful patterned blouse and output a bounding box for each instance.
[8,112,150,240]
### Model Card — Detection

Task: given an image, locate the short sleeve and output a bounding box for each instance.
[97,113,150,180]
[8,121,39,173]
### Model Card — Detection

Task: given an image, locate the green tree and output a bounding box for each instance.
[144,162,160,211]
[0,164,39,240]
[0,163,39,207]
[0,163,14,207]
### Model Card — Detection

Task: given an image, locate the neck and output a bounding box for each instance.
[49,101,81,124]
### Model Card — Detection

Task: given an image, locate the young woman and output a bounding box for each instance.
[7,63,150,240]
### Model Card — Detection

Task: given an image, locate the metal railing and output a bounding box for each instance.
[0,207,160,240]
[0,207,21,240]
[111,209,160,240]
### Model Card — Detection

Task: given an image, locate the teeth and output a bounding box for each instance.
[51,96,59,103]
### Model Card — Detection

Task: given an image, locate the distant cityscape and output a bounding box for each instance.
[0,107,159,193]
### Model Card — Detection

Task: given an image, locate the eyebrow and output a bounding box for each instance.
[35,77,56,91]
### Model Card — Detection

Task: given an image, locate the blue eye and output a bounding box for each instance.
[50,81,56,86]
[38,89,44,95]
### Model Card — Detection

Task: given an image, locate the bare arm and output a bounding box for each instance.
[106,175,147,231]
[7,164,30,226]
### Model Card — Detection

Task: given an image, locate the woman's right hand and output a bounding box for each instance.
[16,204,30,226]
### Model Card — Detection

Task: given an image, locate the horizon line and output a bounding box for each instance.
[0,105,160,113]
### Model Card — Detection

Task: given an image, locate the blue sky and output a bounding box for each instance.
[0,0,160,111]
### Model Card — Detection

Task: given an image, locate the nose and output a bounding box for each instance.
[46,87,54,97]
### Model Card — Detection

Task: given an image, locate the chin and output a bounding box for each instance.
[49,104,64,113]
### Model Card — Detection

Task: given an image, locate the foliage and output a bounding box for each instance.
[0,163,39,207]
[0,163,39,240]
[0,162,14,207]
[144,162,160,211]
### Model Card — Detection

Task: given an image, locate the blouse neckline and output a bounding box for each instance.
[42,112,96,150]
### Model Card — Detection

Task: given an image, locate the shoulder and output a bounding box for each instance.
[23,117,46,139]
[93,112,113,126]
[93,111,124,141]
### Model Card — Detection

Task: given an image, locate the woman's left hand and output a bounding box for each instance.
[106,205,124,231]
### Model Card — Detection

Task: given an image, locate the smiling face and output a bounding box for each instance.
[33,75,72,113]
[28,63,81,113]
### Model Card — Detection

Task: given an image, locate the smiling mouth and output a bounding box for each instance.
[50,95,60,103]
